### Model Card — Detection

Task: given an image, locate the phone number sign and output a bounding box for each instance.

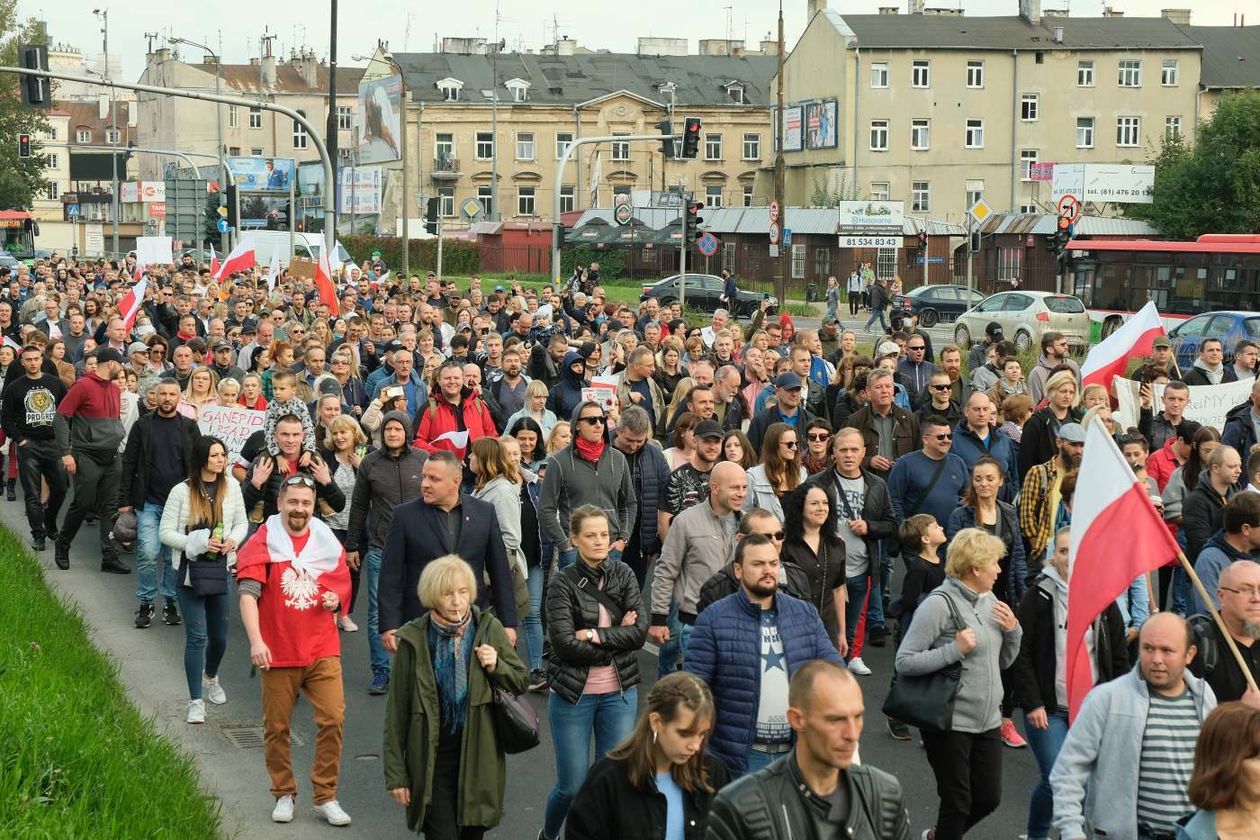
[837,235,902,249]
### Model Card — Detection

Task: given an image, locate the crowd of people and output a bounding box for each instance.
[7,251,1260,839]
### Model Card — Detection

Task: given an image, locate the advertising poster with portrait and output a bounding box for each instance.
[805,100,838,150]
[357,76,402,164]
[225,157,295,192]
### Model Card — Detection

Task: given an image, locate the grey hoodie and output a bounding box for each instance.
[345,410,428,551]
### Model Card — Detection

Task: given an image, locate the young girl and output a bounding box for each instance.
[262,369,317,464]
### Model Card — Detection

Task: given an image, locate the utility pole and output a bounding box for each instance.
[94,8,119,256]
[490,1,501,221]
[325,0,339,238]
[773,0,787,305]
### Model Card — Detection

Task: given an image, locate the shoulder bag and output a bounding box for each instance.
[482,644,540,754]
[881,590,965,733]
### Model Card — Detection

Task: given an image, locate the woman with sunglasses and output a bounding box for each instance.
[744,422,806,524]
[801,419,833,475]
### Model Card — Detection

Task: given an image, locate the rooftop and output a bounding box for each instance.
[1183,25,1260,89]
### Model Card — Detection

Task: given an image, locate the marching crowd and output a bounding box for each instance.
[7,252,1260,840]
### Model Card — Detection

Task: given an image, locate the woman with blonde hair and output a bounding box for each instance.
[653,336,687,398]
[321,414,367,631]
[1019,369,1083,475]
[743,422,806,523]
[470,436,528,618]
[546,421,572,456]
[505,378,558,435]
[179,367,220,420]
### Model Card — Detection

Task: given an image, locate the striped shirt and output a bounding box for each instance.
[1136,689,1199,833]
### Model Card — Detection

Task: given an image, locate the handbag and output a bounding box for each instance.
[187,554,229,597]
[881,590,965,733]
[483,656,540,754]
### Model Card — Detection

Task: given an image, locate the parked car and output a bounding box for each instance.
[1166,310,1260,370]
[0,252,21,271]
[892,284,986,328]
[954,291,1091,355]
[640,273,778,318]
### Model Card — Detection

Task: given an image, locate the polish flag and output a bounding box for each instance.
[314,247,340,317]
[118,275,149,332]
[1066,420,1179,719]
[208,244,220,277]
[1080,300,1166,389]
[213,241,256,282]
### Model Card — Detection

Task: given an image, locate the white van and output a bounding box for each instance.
[240,231,352,269]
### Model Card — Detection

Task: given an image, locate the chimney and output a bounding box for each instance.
[201,54,219,66]
[760,38,779,55]
[808,0,827,18]
[909,0,926,13]
[1102,6,1124,16]
[261,53,276,90]
[296,48,319,87]
[1161,8,1192,25]
[1019,0,1041,25]
[878,6,898,14]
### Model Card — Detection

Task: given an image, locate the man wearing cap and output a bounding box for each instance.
[126,341,159,396]
[747,372,818,453]
[659,418,727,536]
[54,347,128,573]
[237,317,274,370]
[208,340,246,386]
[1018,421,1086,561]
[1131,335,1182,382]
[968,322,1005,373]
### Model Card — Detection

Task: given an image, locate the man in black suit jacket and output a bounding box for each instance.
[377,450,517,652]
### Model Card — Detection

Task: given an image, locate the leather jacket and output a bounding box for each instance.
[706,752,911,840]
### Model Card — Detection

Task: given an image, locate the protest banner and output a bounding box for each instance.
[1113,376,1251,434]
[197,404,265,464]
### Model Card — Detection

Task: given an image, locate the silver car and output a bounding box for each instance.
[954,291,1091,355]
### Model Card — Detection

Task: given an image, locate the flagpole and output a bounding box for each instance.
[1177,550,1260,694]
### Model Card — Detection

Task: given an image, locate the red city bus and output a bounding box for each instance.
[1065,234,1260,336]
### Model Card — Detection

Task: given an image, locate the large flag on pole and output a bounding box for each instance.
[1080,300,1166,389]
[118,275,149,333]
[314,247,340,317]
[213,241,256,282]
[1066,420,1180,718]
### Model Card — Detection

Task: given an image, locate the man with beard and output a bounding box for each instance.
[1017,422,1085,563]
[488,345,529,419]
[1189,559,1260,703]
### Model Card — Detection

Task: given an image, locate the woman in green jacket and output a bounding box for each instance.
[383,554,528,838]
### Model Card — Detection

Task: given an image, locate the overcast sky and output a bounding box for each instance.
[29,0,1260,83]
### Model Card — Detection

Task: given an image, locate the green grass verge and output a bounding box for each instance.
[0,527,223,838]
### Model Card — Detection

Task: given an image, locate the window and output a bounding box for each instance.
[704,133,722,161]
[292,111,308,149]
[996,247,1023,283]
[813,248,831,278]
[1116,116,1141,147]
[869,119,889,151]
[251,147,263,156]
[517,187,536,216]
[105,129,120,144]
[742,133,760,161]
[966,60,984,88]
[1166,115,1183,140]
[912,60,930,88]
[435,133,454,161]
[1019,203,1038,214]
[516,132,535,160]
[965,119,984,148]
[1020,149,1038,181]
[75,129,91,143]
[870,62,889,88]
[476,131,494,160]
[1077,60,1095,87]
[46,153,58,169]
[966,184,984,211]
[477,185,493,215]
[439,81,461,102]
[556,132,573,159]
[742,184,753,207]
[228,146,240,156]
[560,185,575,213]
[506,79,530,102]
[911,119,930,151]
[723,242,736,272]
[1161,59,1179,86]
[791,244,806,280]
[249,107,262,129]
[876,248,897,281]
[228,105,239,128]
[1118,59,1142,87]
[46,127,56,140]
[1021,93,1039,121]
[1076,117,1095,148]
[705,185,723,208]
[612,134,630,161]
[438,187,455,217]
[870,181,890,202]
[46,182,59,200]
[911,180,930,212]
[337,106,352,131]
[727,84,745,104]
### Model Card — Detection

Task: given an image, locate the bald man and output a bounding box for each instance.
[1052,613,1216,840]
[1189,560,1260,705]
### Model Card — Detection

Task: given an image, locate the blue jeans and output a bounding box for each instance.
[544,687,638,838]
[743,747,784,777]
[524,564,545,672]
[365,546,390,675]
[869,541,890,629]
[176,585,228,700]
[845,574,870,648]
[1024,708,1069,840]
[136,501,176,604]
[864,307,888,332]
[656,607,692,678]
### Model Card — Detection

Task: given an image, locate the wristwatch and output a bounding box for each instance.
[584,629,596,642]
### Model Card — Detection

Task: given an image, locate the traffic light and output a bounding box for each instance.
[658,118,674,159]
[1055,216,1073,250]
[917,230,928,252]
[681,117,702,159]
[17,133,31,159]
[19,45,49,108]
[684,200,705,243]
[424,197,440,236]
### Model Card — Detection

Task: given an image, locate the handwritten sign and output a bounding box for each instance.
[198,404,266,464]
[1113,376,1252,435]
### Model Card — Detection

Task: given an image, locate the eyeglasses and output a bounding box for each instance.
[578,415,607,426]
[908,345,926,351]
[1221,586,1260,599]
[930,433,953,441]
[807,433,830,442]
[930,384,951,391]
[332,359,349,366]
[781,440,798,448]
[283,474,315,488]
[754,531,786,541]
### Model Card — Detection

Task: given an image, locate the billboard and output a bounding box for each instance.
[1052,163,1154,204]
[340,166,383,214]
[805,100,838,150]
[357,76,403,164]
[834,200,905,233]
[782,105,803,152]
[225,157,295,192]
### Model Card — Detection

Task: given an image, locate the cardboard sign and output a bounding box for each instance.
[198,404,266,464]
[1113,376,1252,435]
[582,386,616,414]
[288,256,318,281]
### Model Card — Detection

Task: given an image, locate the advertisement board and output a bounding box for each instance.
[1052,163,1154,204]
[782,105,803,152]
[805,100,838,150]
[225,157,295,192]
[834,200,905,233]
[357,76,403,164]
[339,166,383,214]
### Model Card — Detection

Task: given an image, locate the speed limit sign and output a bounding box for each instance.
[769,201,780,224]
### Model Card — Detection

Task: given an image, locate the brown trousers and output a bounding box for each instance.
[260,656,345,804]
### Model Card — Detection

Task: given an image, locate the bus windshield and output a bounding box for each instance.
[0,213,36,260]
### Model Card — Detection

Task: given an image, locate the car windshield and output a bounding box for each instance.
[1044,296,1085,314]
[1245,318,1260,338]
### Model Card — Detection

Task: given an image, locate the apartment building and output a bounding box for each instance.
[1188,25,1260,118]
[772,0,1203,225]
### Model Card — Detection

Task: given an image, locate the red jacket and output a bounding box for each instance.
[1146,437,1181,493]
[412,392,497,459]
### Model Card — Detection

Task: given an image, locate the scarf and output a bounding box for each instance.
[428,610,475,733]
[575,435,605,464]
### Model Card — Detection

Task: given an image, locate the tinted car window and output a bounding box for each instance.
[1172,314,1212,338]
[1244,318,1260,338]
[1043,296,1085,314]
[1004,294,1034,311]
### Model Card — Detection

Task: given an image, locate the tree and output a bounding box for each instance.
[0,1,50,209]
[1129,91,1260,239]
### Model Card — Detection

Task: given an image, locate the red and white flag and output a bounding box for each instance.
[213,240,256,282]
[208,244,220,277]
[1066,420,1179,718]
[314,247,340,317]
[118,275,149,332]
[1080,300,1165,389]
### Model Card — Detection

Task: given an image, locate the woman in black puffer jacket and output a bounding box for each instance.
[541,504,647,840]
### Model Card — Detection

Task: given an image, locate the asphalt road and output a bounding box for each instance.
[9,481,1043,840]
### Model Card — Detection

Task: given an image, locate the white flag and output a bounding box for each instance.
[588,150,602,206]
[267,250,282,292]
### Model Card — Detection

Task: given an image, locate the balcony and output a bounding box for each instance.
[431,154,460,181]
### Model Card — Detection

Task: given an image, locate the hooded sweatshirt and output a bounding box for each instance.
[55,369,123,457]
[1191,529,1259,616]
[545,349,587,420]
[346,410,428,551]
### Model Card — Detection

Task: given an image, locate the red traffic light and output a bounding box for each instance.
[1057,216,1071,230]
[17,133,31,159]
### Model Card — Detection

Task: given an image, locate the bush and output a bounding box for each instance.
[342,235,481,276]
[559,247,625,280]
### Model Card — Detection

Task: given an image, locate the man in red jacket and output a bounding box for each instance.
[412,359,496,460]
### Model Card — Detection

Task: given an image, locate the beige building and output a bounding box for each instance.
[1188,25,1260,119]
[374,39,776,231]
[770,0,1205,225]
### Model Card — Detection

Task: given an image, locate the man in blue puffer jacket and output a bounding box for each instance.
[685,533,843,776]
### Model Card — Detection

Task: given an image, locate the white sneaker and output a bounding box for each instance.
[338,615,359,632]
[313,799,352,826]
[186,699,206,724]
[847,657,872,676]
[272,795,295,823]
[203,675,227,705]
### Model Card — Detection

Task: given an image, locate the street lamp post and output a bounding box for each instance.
[92,8,119,256]
[169,35,226,254]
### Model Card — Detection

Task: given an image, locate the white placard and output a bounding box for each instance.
[134,236,173,266]
[1113,376,1252,435]
[198,405,266,465]
[838,235,902,249]
[834,201,904,230]
[84,224,105,256]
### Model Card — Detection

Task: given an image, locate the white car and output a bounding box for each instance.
[954,291,1091,355]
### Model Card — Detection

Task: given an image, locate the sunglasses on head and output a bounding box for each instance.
[283,474,315,488]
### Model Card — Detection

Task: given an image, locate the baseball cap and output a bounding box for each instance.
[694,419,724,440]
[1152,335,1171,348]
[1055,422,1086,444]
[985,321,1004,339]
[774,372,804,390]
[127,341,150,356]
[494,285,506,292]
[875,342,901,359]
[212,339,233,351]
[96,348,124,364]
